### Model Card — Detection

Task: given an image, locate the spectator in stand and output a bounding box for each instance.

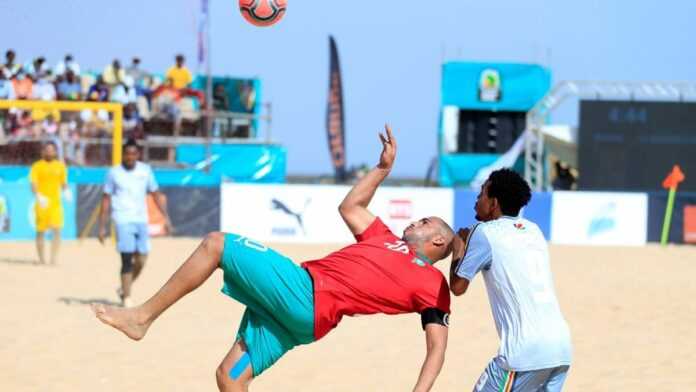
[152,78,181,120]
[165,54,192,90]
[0,72,16,100]
[86,75,110,102]
[126,57,152,106]
[123,103,144,140]
[126,57,147,89]
[103,59,126,87]
[56,69,81,100]
[212,83,230,111]
[1,49,21,79]
[32,71,57,101]
[13,111,33,138]
[25,57,49,80]
[12,69,33,99]
[238,80,256,112]
[83,75,111,148]
[54,54,80,77]
[212,83,231,137]
[111,77,137,105]
[552,161,577,190]
[42,113,59,140]
[165,54,206,109]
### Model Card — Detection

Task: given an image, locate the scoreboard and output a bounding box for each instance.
[578,100,696,191]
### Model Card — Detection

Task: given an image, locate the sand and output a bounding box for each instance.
[1,238,695,391]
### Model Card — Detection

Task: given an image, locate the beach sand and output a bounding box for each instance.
[1,238,694,391]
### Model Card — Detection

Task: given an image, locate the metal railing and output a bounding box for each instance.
[524,81,696,191]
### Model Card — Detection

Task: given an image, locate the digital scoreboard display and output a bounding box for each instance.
[578,100,696,191]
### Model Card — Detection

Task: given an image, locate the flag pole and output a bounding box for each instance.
[204,0,213,173]
[660,165,686,245]
[660,186,678,245]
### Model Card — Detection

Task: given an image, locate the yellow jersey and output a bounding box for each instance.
[29,159,67,202]
[165,66,193,89]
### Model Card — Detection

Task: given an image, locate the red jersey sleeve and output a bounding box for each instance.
[355,217,393,242]
[415,275,451,315]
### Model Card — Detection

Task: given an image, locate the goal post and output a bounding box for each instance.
[0,99,123,165]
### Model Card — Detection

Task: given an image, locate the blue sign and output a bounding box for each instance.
[0,183,77,241]
[454,189,552,239]
[441,62,551,111]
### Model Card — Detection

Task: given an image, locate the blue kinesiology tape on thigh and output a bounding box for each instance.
[229,352,251,380]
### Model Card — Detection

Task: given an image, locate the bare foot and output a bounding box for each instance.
[91,303,150,341]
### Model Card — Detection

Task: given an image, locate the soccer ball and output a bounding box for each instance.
[239,0,287,27]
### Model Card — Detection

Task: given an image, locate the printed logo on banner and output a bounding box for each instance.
[220,184,454,244]
[388,199,413,220]
[587,203,617,237]
[0,194,9,232]
[270,198,311,236]
[550,191,648,246]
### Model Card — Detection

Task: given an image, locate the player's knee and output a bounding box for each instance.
[215,364,227,386]
[121,252,134,274]
[215,364,245,392]
[204,231,225,259]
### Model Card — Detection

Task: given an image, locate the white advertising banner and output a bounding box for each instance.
[550,191,648,246]
[220,184,454,243]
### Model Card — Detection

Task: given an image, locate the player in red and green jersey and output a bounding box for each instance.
[91,124,456,392]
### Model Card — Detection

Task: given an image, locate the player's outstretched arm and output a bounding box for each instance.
[412,323,448,392]
[338,124,396,235]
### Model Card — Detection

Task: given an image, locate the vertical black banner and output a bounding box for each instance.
[327,35,347,182]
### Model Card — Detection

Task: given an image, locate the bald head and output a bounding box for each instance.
[403,216,455,263]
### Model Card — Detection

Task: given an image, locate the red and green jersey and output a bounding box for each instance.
[302,218,451,340]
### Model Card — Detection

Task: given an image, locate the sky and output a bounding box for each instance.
[2,0,696,177]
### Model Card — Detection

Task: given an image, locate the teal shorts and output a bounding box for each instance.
[220,233,315,377]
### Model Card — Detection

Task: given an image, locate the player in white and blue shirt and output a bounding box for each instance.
[450,169,572,392]
[98,140,171,307]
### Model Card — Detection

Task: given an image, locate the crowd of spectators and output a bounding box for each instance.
[0,49,208,164]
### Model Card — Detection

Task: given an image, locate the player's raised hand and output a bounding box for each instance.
[378,123,397,170]
[457,228,471,242]
[452,228,471,261]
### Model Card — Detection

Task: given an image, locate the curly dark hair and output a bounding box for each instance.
[486,168,532,217]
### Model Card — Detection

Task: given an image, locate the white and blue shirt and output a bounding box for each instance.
[456,216,572,371]
[104,162,158,224]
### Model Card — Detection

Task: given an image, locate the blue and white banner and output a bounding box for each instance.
[0,183,77,241]
[550,191,648,246]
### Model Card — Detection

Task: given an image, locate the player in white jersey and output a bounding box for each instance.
[450,169,572,392]
[98,140,172,307]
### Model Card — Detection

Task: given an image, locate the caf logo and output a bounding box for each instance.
[478,68,502,103]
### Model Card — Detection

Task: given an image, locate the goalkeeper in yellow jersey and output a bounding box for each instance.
[29,142,71,265]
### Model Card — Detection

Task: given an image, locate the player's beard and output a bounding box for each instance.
[403,229,428,250]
